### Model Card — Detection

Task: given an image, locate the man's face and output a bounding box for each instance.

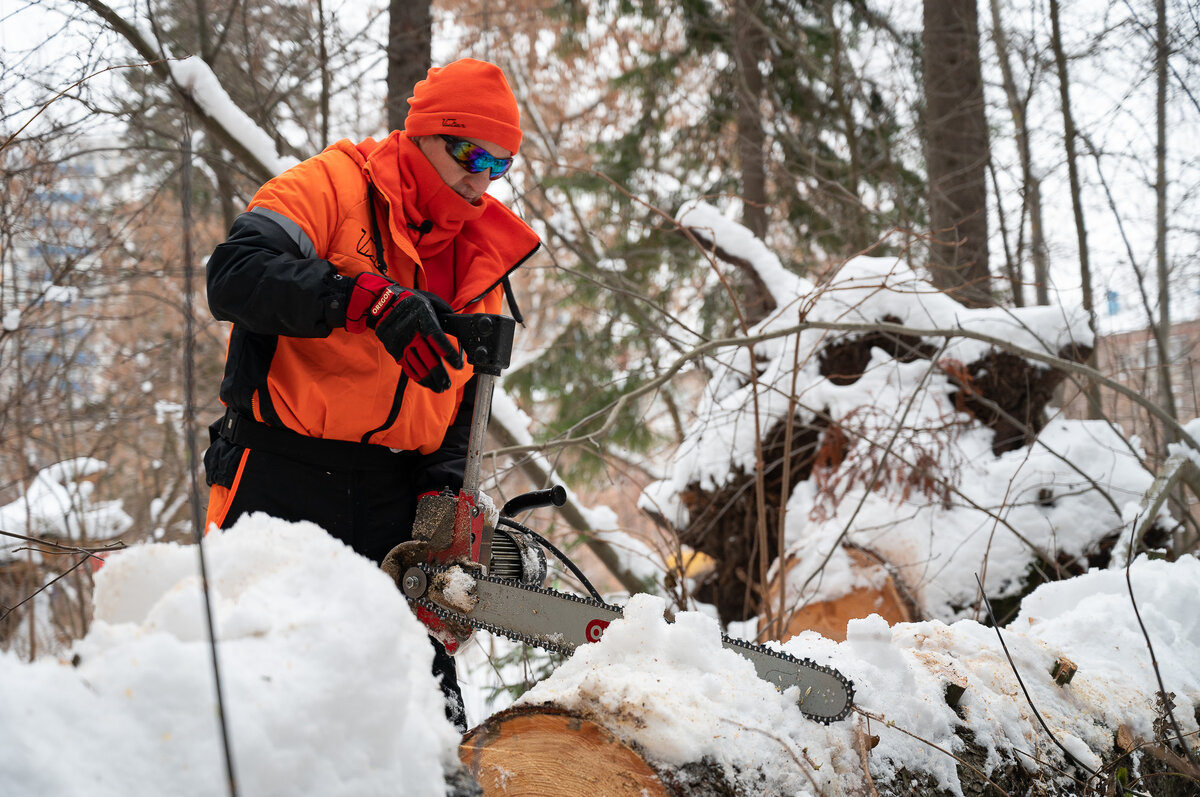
[417,135,513,205]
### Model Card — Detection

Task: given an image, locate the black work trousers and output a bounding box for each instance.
[205,434,467,730]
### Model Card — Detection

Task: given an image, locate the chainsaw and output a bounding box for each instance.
[382,312,855,724]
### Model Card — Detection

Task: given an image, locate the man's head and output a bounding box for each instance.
[405,59,522,204]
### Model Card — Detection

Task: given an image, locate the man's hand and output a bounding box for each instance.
[345,273,464,392]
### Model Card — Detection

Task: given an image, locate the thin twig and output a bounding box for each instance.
[974,573,1099,779]
[0,555,91,624]
[1123,509,1199,766]
[0,61,166,155]
[490,317,1200,461]
[795,341,949,599]
[0,528,126,558]
[853,708,1010,796]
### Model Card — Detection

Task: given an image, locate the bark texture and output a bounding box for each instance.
[386,0,432,131]
[922,0,991,306]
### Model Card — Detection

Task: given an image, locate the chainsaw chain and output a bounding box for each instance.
[408,563,855,723]
[410,563,623,656]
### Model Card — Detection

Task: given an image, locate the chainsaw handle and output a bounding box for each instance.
[501,485,567,518]
[438,312,515,376]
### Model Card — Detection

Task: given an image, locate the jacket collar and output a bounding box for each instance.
[360,132,484,259]
[350,131,541,309]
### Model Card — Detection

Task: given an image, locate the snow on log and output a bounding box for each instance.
[490,559,1200,796]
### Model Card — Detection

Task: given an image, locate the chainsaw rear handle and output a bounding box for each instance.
[501,485,567,518]
[438,312,515,376]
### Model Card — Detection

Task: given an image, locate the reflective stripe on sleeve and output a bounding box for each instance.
[249,206,319,260]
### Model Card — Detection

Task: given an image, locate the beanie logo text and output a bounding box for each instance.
[441,118,467,128]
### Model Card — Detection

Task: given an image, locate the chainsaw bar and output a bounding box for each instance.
[404,563,855,723]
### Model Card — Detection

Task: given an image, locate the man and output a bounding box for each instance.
[202,58,540,729]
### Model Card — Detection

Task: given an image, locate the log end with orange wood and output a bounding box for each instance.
[459,706,671,797]
[760,546,917,643]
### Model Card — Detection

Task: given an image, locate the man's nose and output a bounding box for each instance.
[467,170,491,194]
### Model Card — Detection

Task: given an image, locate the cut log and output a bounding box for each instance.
[459,707,671,797]
[760,547,917,642]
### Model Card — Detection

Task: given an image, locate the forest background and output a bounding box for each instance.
[1,0,1199,687]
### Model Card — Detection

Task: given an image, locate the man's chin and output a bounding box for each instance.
[454,185,484,205]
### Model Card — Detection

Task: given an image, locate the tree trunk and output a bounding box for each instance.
[1048,0,1102,418]
[732,0,767,242]
[1153,0,1177,443]
[988,0,1050,306]
[921,0,992,307]
[317,0,330,149]
[386,0,433,132]
[729,0,777,328]
[760,546,918,642]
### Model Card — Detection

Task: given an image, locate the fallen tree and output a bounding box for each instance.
[464,558,1200,796]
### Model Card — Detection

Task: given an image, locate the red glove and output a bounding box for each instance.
[346,273,463,393]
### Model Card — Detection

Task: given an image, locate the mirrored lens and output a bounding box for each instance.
[442,136,513,180]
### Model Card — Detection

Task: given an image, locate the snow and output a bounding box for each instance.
[0,515,461,797]
[1168,418,1200,468]
[168,57,299,178]
[776,416,1164,620]
[518,593,826,792]
[2,19,1196,795]
[678,200,811,308]
[517,556,1200,795]
[647,204,1171,623]
[15,498,1191,794]
[0,458,132,559]
[42,282,81,303]
[438,566,479,612]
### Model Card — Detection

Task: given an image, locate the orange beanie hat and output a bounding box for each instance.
[404,59,523,154]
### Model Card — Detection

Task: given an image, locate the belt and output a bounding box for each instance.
[216,408,418,472]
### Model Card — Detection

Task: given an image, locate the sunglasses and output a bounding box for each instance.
[439,135,514,180]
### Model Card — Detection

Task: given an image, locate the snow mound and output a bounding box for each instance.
[644,207,1166,623]
[660,247,1092,496]
[518,592,831,794]
[0,514,460,797]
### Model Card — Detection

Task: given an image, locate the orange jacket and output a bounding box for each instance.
[207,131,540,454]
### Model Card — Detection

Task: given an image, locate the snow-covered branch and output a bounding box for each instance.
[74,0,294,182]
[493,315,1200,463]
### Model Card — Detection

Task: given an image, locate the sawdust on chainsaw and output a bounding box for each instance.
[431,566,479,614]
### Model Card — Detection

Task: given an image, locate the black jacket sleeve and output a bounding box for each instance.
[413,376,479,496]
[207,210,351,337]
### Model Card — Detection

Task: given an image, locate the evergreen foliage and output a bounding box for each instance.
[507,0,924,469]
